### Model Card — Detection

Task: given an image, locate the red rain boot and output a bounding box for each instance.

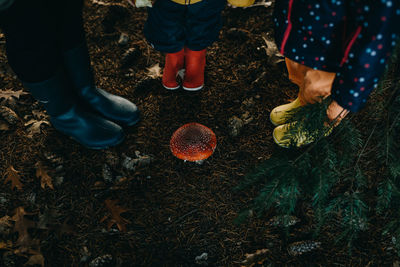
[162,48,185,90]
[183,47,206,91]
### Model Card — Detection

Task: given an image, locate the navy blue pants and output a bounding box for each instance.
[144,0,226,53]
[0,0,85,82]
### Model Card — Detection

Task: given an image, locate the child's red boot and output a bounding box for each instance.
[183,47,206,91]
[162,48,184,90]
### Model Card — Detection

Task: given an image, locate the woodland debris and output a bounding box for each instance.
[287,241,321,256]
[0,120,9,131]
[89,254,113,267]
[11,207,36,248]
[121,46,141,68]
[242,97,255,108]
[241,249,269,267]
[0,89,28,103]
[0,215,13,235]
[260,32,285,65]
[225,28,250,42]
[121,151,154,171]
[35,162,54,190]
[3,165,23,191]
[105,151,119,167]
[146,63,162,79]
[118,32,129,46]
[31,110,48,120]
[127,0,153,8]
[101,199,130,232]
[102,163,113,183]
[43,151,65,186]
[24,254,45,267]
[228,112,253,137]
[268,215,300,227]
[0,106,19,125]
[195,252,208,266]
[245,0,272,8]
[24,119,50,138]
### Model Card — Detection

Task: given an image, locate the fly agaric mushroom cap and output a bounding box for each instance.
[170,123,217,162]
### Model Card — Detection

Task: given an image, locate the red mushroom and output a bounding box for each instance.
[170,123,217,162]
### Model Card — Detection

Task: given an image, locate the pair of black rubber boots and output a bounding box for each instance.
[23,44,140,149]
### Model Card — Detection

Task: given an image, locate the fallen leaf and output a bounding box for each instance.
[0,240,12,250]
[0,120,9,131]
[0,89,28,102]
[24,253,45,267]
[0,106,19,125]
[31,110,48,120]
[0,215,13,235]
[101,199,130,232]
[35,162,54,190]
[241,248,269,267]
[3,165,23,191]
[24,119,50,138]
[146,63,162,79]
[261,33,285,64]
[11,207,36,248]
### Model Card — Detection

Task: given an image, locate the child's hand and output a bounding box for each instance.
[126,0,155,8]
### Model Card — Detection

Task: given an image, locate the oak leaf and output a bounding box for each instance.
[0,120,9,131]
[146,63,162,79]
[241,248,269,267]
[0,215,13,235]
[24,253,45,267]
[0,89,28,102]
[3,165,23,191]
[35,162,54,190]
[24,119,50,138]
[0,240,13,250]
[101,199,130,232]
[11,207,36,248]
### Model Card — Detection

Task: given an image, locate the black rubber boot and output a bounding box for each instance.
[23,71,124,149]
[63,43,140,126]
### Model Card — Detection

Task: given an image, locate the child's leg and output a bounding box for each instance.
[270,58,308,125]
[182,0,225,91]
[162,48,185,90]
[143,0,186,89]
[182,47,206,91]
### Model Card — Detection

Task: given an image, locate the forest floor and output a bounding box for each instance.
[0,1,399,266]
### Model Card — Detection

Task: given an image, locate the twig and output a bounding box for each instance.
[91,0,126,7]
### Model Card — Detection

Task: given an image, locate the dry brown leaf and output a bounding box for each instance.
[35,162,54,190]
[261,33,285,64]
[0,215,13,235]
[24,253,45,267]
[24,119,50,138]
[0,240,13,250]
[101,199,130,232]
[241,248,269,267]
[0,106,19,125]
[11,207,36,248]
[0,89,28,102]
[3,165,23,191]
[0,120,9,131]
[146,63,162,79]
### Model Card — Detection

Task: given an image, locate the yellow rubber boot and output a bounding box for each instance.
[270,98,302,126]
[228,0,255,7]
[272,122,333,148]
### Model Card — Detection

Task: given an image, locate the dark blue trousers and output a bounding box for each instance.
[144,0,226,53]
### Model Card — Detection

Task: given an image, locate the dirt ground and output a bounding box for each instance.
[0,1,399,266]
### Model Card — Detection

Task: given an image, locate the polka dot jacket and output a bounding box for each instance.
[273,0,400,112]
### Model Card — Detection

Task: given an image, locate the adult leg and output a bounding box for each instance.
[0,0,124,149]
[57,0,140,126]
